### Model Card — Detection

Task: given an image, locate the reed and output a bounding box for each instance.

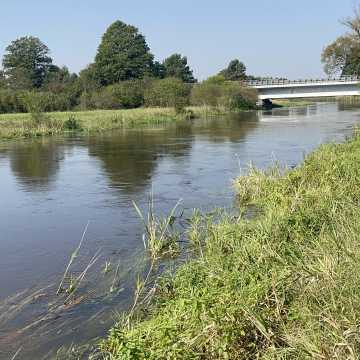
[57,222,89,295]
[10,347,22,360]
[132,194,182,260]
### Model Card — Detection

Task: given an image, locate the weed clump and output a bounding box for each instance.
[63,114,82,131]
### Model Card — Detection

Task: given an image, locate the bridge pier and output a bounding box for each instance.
[259,98,273,108]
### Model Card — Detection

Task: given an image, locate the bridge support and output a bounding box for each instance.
[260,98,273,108]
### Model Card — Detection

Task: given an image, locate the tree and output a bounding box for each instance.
[0,70,6,88]
[162,54,196,83]
[94,20,154,85]
[322,36,360,76]
[219,59,247,81]
[151,61,165,79]
[2,36,53,89]
[322,6,360,76]
[191,75,257,110]
[78,64,99,91]
[144,77,191,112]
[43,66,78,93]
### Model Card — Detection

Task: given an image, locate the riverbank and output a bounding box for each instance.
[0,108,184,139]
[272,98,316,107]
[100,131,360,359]
[0,106,227,140]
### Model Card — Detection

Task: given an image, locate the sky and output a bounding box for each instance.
[0,0,357,80]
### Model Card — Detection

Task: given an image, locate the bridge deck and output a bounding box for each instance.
[247,76,360,100]
[247,76,359,88]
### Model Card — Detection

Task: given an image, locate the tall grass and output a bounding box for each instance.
[132,195,182,260]
[100,131,360,359]
[0,105,252,140]
[125,195,183,327]
[0,107,216,140]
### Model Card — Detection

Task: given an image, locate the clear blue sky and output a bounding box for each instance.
[0,0,356,79]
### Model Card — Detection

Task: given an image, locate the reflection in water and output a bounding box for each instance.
[86,114,259,194]
[192,112,259,143]
[337,97,360,111]
[86,124,194,194]
[9,139,65,191]
[261,106,311,119]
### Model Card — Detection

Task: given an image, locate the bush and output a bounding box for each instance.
[190,79,225,107]
[0,89,26,113]
[63,114,82,130]
[111,80,145,108]
[79,80,145,110]
[191,77,258,110]
[144,77,191,113]
[79,87,114,110]
[220,84,258,110]
[21,91,49,123]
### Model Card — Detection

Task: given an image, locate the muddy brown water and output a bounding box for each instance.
[0,102,360,359]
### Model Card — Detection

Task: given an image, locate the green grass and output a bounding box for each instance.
[100,131,360,359]
[272,99,316,108]
[0,107,218,140]
[0,108,184,139]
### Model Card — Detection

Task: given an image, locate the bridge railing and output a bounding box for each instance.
[247,76,359,87]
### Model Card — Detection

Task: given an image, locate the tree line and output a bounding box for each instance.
[0,20,257,114]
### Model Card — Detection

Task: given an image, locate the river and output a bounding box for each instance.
[0,102,359,359]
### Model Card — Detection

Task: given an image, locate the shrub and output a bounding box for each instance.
[111,80,144,108]
[84,87,116,110]
[144,77,191,113]
[191,77,258,110]
[79,80,145,110]
[63,114,82,130]
[21,91,49,123]
[191,83,224,107]
[0,89,26,113]
[220,84,258,110]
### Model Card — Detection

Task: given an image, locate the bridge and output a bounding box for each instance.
[247,76,360,101]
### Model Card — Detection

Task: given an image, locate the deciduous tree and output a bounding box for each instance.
[94,20,154,85]
[2,36,53,89]
[322,6,360,76]
[219,59,247,81]
[162,54,196,83]
[0,70,6,88]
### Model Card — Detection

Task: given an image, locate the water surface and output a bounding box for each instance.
[0,102,359,359]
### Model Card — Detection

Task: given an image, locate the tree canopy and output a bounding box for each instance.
[219,59,247,81]
[2,36,53,89]
[322,7,360,76]
[0,70,6,88]
[43,66,78,93]
[94,20,154,85]
[162,54,196,83]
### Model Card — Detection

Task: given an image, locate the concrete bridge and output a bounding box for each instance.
[247,76,360,101]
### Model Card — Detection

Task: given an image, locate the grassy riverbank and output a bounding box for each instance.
[0,106,224,140]
[101,131,360,359]
[272,99,316,107]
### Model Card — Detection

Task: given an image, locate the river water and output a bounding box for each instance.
[0,102,359,359]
